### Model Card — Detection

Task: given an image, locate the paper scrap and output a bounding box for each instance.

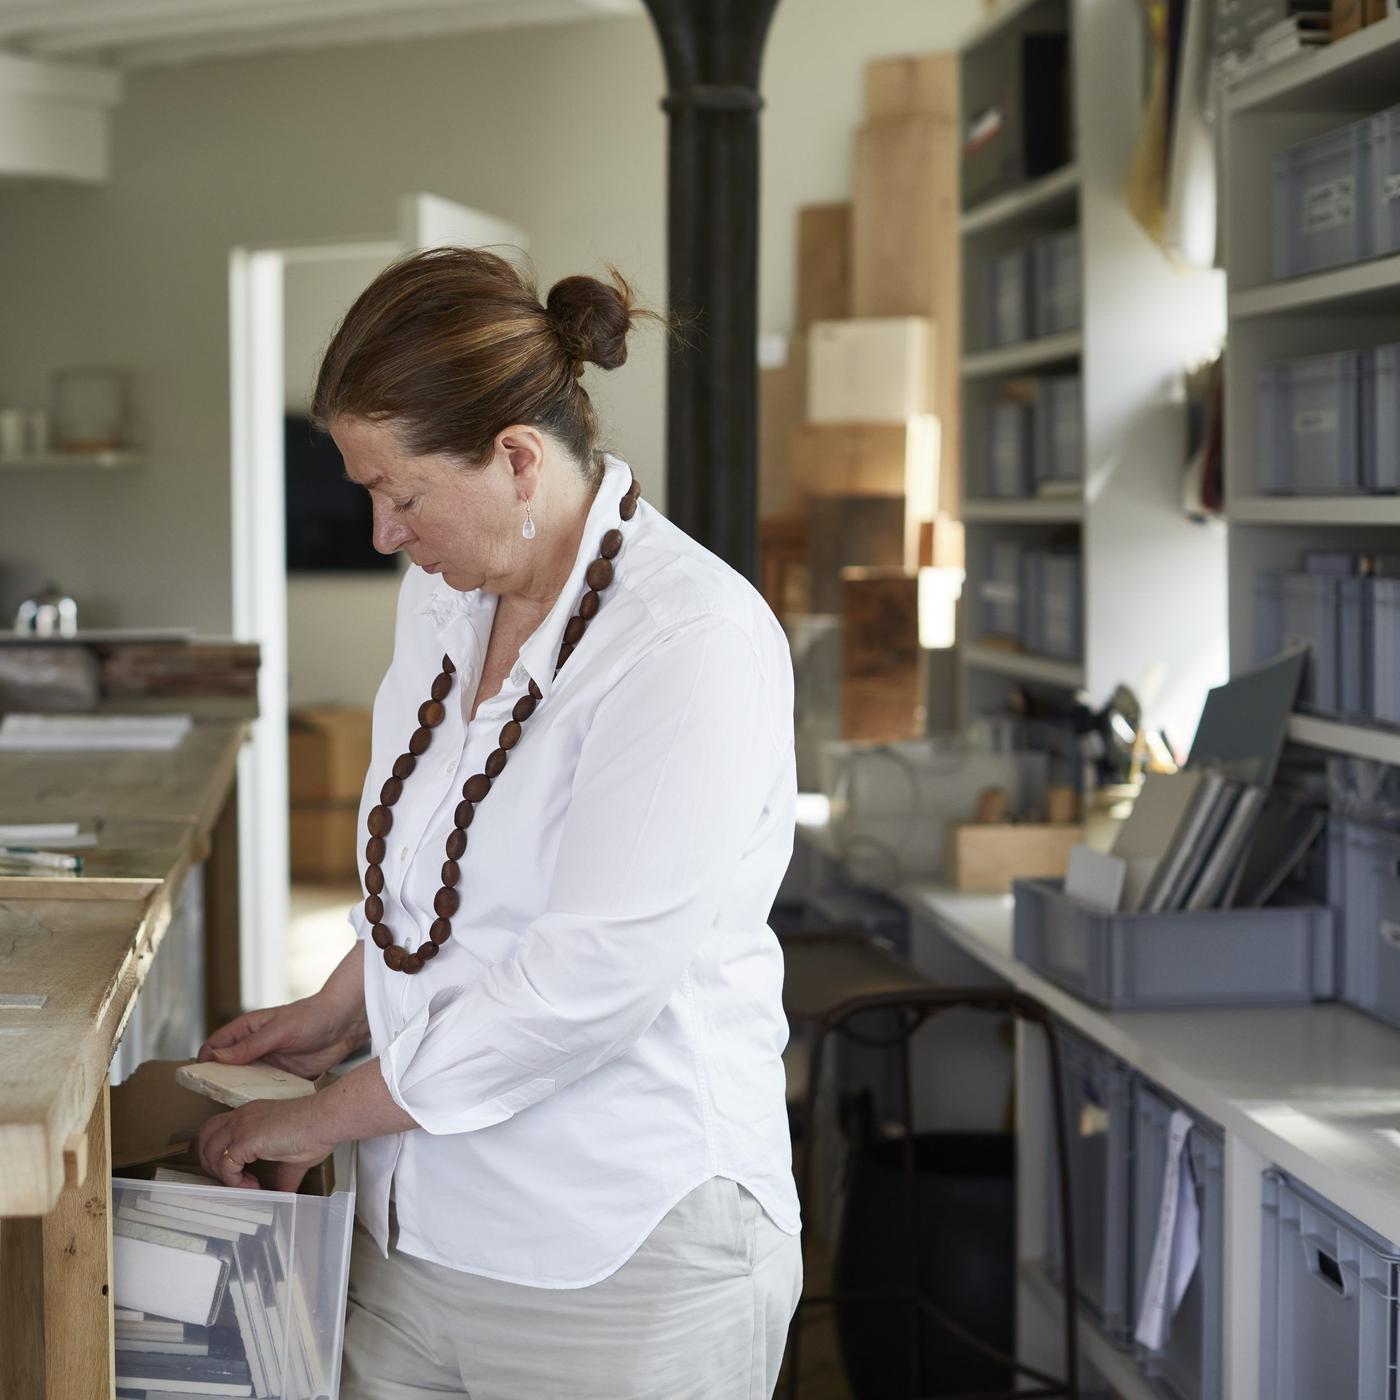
[1134,1108,1202,1351]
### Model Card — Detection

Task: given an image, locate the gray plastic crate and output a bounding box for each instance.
[1272,119,1372,278]
[1339,576,1373,720]
[985,398,1033,497]
[1371,105,1400,259]
[1044,1026,1136,1344]
[1364,344,1400,493]
[1131,1084,1224,1400]
[1255,571,1342,714]
[1034,375,1084,489]
[987,247,1032,348]
[1037,551,1082,661]
[1260,1170,1400,1400]
[1034,228,1082,337]
[979,539,1023,639]
[1256,352,1363,495]
[1373,579,1400,725]
[1012,878,1336,1009]
[1332,820,1400,1030]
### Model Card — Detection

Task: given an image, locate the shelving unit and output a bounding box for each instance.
[957,0,1227,747]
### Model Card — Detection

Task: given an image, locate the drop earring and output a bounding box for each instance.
[521,500,536,541]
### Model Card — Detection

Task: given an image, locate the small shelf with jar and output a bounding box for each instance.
[0,368,140,474]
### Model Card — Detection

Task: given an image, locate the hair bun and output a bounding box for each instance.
[545,270,636,373]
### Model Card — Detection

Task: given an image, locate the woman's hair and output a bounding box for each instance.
[312,246,657,483]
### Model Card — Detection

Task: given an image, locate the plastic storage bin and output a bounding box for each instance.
[1363,344,1400,492]
[1260,1170,1400,1400]
[112,1161,356,1400]
[1012,878,1336,1009]
[1033,228,1081,337]
[1374,579,1400,725]
[984,398,1033,497]
[979,539,1023,639]
[1255,571,1342,714]
[1034,375,1083,490]
[1371,104,1400,259]
[1131,1084,1225,1400]
[1256,352,1363,495]
[1272,119,1372,278]
[1044,1026,1135,1343]
[1036,551,1082,660]
[1331,820,1400,1031]
[986,247,1031,348]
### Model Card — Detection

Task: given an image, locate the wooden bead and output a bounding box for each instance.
[600,529,623,559]
[529,678,543,701]
[556,643,574,668]
[380,776,403,806]
[454,799,476,827]
[434,887,460,917]
[364,893,384,923]
[403,953,423,975]
[371,924,392,949]
[368,805,393,837]
[620,494,637,521]
[463,773,492,802]
[585,558,614,591]
[431,672,453,702]
[441,653,455,674]
[429,918,452,945]
[409,726,432,755]
[365,865,385,895]
[366,836,386,864]
[513,695,537,722]
[393,753,417,780]
[498,720,522,750]
[446,828,467,860]
[419,700,446,728]
[419,941,439,960]
[441,860,460,887]
[564,616,586,645]
[384,945,405,970]
[484,749,508,778]
[579,590,600,621]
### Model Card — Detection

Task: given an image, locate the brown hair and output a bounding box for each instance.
[312,247,656,483]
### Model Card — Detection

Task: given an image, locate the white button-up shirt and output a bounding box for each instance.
[348,453,801,1287]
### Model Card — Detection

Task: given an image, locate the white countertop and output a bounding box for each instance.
[791,813,1400,1245]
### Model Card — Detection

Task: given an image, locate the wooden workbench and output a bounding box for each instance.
[0,720,249,1400]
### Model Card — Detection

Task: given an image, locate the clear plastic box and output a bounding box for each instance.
[986,247,1032,348]
[112,1157,355,1400]
[1131,1084,1225,1400]
[1255,352,1363,495]
[1044,1025,1135,1344]
[1363,345,1400,493]
[1330,820,1400,1032]
[1271,119,1372,279]
[1033,228,1082,337]
[1260,1170,1400,1400]
[979,539,1023,639]
[1012,878,1336,1010]
[984,398,1033,498]
[1374,579,1400,725]
[1034,375,1084,490]
[1370,105,1400,259]
[1255,571,1342,714]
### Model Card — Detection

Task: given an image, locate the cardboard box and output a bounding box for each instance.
[808,316,932,423]
[949,823,1085,894]
[790,416,939,503]
[290,803,360,881]
[864,51,958,122]
[288,705,372,803]
[841,568,925,742]
[807,498,907,613]
[758,335,808,518]
[1332,0,1365,33]
[796,203,852,329]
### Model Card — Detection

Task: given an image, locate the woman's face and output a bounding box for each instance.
[330,415,536,595]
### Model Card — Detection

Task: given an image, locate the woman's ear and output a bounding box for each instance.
[497,426,547,499]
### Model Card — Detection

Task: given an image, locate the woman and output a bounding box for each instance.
[195,247,803,1399]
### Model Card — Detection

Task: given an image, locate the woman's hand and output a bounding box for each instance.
[196,1096,334,1193]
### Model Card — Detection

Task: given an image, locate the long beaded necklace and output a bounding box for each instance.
[363,471,642,975]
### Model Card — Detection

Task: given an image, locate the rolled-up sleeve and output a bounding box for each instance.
[377,614,783,1135]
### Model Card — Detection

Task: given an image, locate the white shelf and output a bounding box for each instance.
[1228,12,1400,115]
[962,332,1082,379]
[960,164,1080,238]
[0,450,140,471]
[1287,713,1400,764]
[963,642,1084,689]
[1230,254,1400,320]
[1019,1262,1158,1400]
[1226,495,1400,525]
[963,496,1085,523]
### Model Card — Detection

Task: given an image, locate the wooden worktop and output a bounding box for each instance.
[0,721,248,1216]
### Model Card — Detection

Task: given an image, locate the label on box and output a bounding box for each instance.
[1302,178,1355,235]
[1293,407,1338,435]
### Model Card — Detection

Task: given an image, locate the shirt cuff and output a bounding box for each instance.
[347,903,370,942]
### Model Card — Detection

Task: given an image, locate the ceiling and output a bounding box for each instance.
[0,0,641,70]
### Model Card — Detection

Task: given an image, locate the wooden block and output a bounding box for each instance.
[1046,785,1081,824]
[759,515,810,621]
[758,334,808,517]
[973,787,1009,824]
[176,1060,318,1108]
[790,417,939,508]
[1363,0,1389,21]
[950,823,1086,893]
[864,51,958,122]
[796,203,851,329]
[1332,0,1365,33]
[808,316,931,423]
[62,1132,88,1189]
[807,498,906,614]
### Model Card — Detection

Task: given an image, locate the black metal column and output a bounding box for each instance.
[641,0,781,581]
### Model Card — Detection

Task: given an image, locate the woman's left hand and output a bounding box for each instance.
[195,1095,334,1193]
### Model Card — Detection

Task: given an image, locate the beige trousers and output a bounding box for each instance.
[340,1178,803,1400]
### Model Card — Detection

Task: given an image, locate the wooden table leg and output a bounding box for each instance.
[204,781,242,1034]
[0,1079,114,1400]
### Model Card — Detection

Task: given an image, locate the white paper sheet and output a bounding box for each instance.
[0,713,192,751]
[1134,1108,1202,1351]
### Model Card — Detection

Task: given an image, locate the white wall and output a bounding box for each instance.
[0,0,981,634]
